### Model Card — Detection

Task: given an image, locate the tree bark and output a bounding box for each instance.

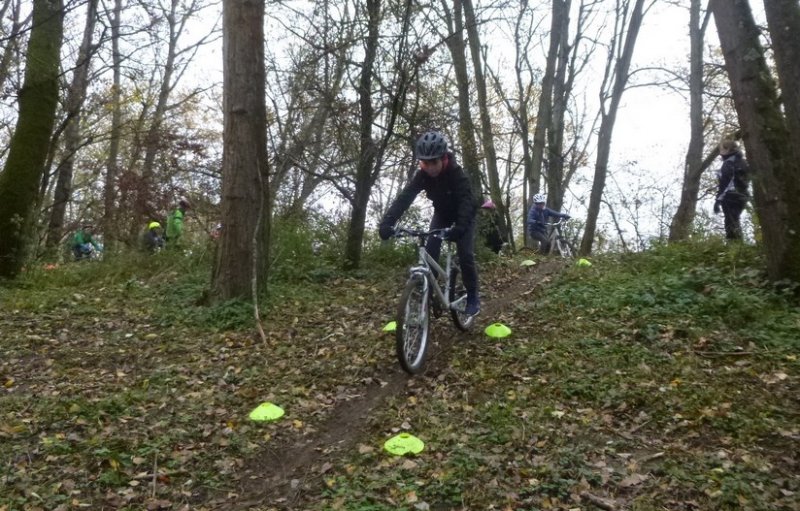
[212,0,270,300]
[0,0,64,277]
[710,0,800,282]
[762,0,800,154]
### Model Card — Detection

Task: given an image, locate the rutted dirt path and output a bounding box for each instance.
[227,258,567,510]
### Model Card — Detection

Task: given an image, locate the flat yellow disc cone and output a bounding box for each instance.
[485,322,512,338]
[577,258,592,267]
[520,259,536,267]
[383,433,424,455]
[383,321,397,332]
[249,402,285,422]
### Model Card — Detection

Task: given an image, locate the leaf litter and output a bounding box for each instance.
[1,251,799,510]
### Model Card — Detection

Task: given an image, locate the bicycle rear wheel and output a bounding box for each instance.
[448,266,474,331]
[396,275,431,374]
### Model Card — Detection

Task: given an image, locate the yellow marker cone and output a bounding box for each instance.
[576,258,592,267]
[384,433,425,455]
[485,322,512,338]
[383,321,397,332]
[249,402,285,422]
[520,259,536,267]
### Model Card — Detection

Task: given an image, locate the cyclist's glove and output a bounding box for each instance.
[379,223,395,240]
[444,226,465,241]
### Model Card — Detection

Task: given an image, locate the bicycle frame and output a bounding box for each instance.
[407,233,455,310]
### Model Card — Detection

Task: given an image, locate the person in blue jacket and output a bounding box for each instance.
[378,130,481,316]
[527,194,570,254]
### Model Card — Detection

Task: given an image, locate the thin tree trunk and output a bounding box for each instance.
[580,0,647,256]
[442,0,482,200]
[46,0,98,250]
[545,0,572,212]
[462,0,507,240]
[103,0,123,248]
[0,0,64,277]
[530,0,561,206]
[669,0,708,241]
[343,0,380,271]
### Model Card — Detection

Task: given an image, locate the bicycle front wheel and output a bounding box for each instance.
[449,267,475,331]
[554,237,575,259]
[396,275,431,374]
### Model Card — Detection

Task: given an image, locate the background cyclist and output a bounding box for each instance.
[527,194,570,254]
[378,130,481,316]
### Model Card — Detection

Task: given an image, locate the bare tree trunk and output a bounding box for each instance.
[580,0,648,256]
[103,0,122,248]
[762,0,800,154]
[545,0,572,212]
[343,0,380,271]
[711,0,800,282]
[529,0,562,207]
[0,0,64,277]
[212,0,270,300]
[46,0,98,250]
[442,0,482,200]
[462,0,507,240]
[669,0,709,241]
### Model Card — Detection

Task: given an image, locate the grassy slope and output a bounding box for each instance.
[1,241,798,511]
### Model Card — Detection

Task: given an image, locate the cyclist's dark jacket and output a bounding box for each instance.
[527,206,569,235]
[716,151,749,201]
[382,152,476,230]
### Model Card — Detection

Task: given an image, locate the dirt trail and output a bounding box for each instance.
[228,258,567,510]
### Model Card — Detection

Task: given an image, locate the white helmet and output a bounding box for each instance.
[532,193,546,204]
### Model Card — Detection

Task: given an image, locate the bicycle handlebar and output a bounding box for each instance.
[393,227,450,239]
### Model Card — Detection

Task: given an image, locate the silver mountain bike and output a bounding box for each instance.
[545,219,575,259]
[392,227,475,374]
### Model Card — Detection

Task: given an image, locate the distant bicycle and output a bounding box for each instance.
[392,227,475,374]
[544,219,575,259]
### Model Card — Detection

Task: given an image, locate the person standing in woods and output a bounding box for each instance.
[166,197,191,247]
[714,139,750,241]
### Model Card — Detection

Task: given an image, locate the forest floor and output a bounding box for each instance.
[1,242,799,511]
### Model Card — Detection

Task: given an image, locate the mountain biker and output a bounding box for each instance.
[71,222,102,260]
[478,199,504,254]
[714,139,750,240]
[378,130,481,316]
[526,194,570,254]
[142,221,165,252]
[166,197,191,247]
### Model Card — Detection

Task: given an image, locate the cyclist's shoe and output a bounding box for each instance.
[465,296,481,316]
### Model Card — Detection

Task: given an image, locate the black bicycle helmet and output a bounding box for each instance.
[415,130,448,160]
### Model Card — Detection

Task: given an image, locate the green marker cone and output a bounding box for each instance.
[520,259,536,267]
[249,402,285,422]
[485,322,512,338]
[383,321,397,332]
[577,258,592,267]
[384,432,425,455]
